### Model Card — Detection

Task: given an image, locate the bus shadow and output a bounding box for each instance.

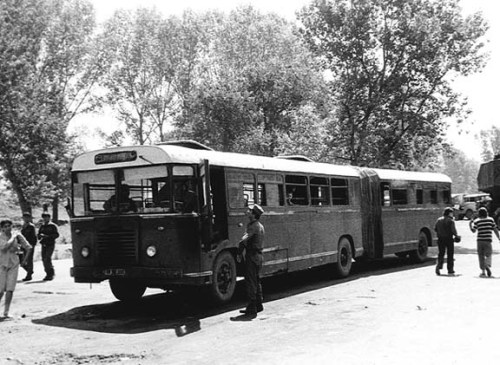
[33,256,435,335]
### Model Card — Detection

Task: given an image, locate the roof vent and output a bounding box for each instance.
[274,155,314,162]
[157,140,214,151]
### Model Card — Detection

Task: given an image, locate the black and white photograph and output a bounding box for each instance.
[1,0,499,364]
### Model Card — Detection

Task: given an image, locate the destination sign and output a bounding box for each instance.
[94,151,137,165]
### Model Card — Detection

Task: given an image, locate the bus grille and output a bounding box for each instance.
[97,229,137,265]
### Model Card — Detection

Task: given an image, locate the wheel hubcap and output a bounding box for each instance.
[217,263,232,294]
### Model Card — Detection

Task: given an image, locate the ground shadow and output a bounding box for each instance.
[33,255,435,335]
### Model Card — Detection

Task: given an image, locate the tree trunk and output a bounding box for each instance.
[10,178,31,216]
[52,195,59,223]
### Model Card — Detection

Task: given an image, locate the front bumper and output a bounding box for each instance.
[71,266,211,286]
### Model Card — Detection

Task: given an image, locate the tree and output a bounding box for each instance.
[299,0,489,168]
[178,6,327,155]
[97,9,214,145]
[480,126,500,162]
[0,0,97,216]
[440,146,480,193]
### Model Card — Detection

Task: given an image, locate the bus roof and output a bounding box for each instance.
[371,168,452,184]
[72,144,451,183]
[72,145,361,177]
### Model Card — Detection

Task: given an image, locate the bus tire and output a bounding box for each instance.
[410,231,429,263]
[109,279,146,303]
[209,251,237,304]
[335,237,353,278]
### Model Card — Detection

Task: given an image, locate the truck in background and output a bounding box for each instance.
[477,154,500,225]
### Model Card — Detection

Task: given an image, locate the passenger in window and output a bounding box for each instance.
[103,184,137,213]
[180,180,197,213]
[237,204,265,317]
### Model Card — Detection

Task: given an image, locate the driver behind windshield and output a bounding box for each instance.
[103,184,137,213]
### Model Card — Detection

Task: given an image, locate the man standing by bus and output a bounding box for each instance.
[237,204,265,316]
[38,212,59,281]
[434,207,460,276]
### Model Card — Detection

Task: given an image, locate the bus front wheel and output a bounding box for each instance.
[335,237,353,278]
[209,251,237,304]
[410,231,428,263]
[109,279,146,302]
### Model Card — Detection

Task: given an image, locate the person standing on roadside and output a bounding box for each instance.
[20,212,37,281]
[0,219,32,319]
[37,212,59,281]
[237,204,265,317]
[470,207,500,277]
[434,207,460,276]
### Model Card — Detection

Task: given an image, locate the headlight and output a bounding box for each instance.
[146,245,157,257]
[81,246,90,258]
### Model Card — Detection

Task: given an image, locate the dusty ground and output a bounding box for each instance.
[2,220,500,365]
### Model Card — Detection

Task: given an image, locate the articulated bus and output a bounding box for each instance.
[68,141,452,303]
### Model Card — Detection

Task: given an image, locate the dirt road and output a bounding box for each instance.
[2,220,500,365]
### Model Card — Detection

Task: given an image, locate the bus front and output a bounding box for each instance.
[69,147,210,302]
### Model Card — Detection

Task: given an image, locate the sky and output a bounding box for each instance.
[76,0,500,159]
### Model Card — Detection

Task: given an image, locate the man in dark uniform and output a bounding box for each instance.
[37,212,60,281]
[237,204,265,316]
[20,212,37,281]
[434,207,460,276]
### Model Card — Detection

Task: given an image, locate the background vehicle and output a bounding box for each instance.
[452,192,491,220]
[68,141,451,304]
[478,155,500,225]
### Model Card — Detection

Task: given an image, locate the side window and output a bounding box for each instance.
[285,175,309,205]
[332,178,349,205]
[258,174,284,207]
[380,182,390,206]
[310,176,330,206]
[243,183,255,207]
[416,186,423,204]
[392,188,408,205]
[227,171,255,208]
[257,183,267,206]
[441,187,451,204]
[430,189,438,204]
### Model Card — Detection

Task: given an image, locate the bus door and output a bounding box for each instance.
[199,159,212,250]
[360,169,384,259]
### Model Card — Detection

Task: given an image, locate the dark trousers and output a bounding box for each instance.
[244,256,263,303]
[437,237,454,272]
[41,244,55,277]
[21,246,35,275]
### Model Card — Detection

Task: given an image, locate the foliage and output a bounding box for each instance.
[97,9,215,145]
[299,0,489,168]
[176,6,328,156]
[479,126,500,162]
[440,146,480,193]
[0,0,96,214]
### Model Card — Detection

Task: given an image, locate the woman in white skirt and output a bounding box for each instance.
[0,219,32,319]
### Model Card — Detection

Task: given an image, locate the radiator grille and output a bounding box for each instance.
[97,229,137,265]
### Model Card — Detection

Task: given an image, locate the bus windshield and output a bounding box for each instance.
[72,164,198,216]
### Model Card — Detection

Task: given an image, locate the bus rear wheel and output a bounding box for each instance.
[109,279,146,302]
[335,237,353,278]
[209,251,236,304]
[410,231,428,263]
